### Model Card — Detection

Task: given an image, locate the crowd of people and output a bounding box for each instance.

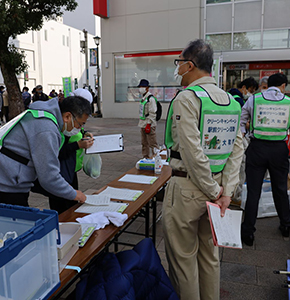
[1,38,290,300]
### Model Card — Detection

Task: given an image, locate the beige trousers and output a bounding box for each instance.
[140,127,158,158]
[162,175,220,300]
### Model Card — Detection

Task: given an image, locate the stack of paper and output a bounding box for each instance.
[118,174,158,184]
[206,202,242,249]
[75,202,128,214]
[98,186,144,201]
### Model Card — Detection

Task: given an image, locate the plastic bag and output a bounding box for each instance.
[83,153,102,179]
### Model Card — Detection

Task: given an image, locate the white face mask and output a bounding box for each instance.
[243,91,252,101]
[174,63,189,86]
[139,87,147,95]
[261,89,267,93]
[63,117,81,137]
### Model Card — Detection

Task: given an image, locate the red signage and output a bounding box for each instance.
[249,62,290,70]
[260,70,279,78]
[93,0,109,18]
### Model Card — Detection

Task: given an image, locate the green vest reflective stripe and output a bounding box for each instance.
[233,94,245,104]
[0,109,65,150]
[165,86,241,173]
[68,131,84,172]
[251,92,290,141]
[164,97,175,149]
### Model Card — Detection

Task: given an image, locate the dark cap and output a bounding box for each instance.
[137,79,150,87]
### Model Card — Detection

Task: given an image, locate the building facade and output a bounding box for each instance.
[99,0,290,119]
[0,18,98,96]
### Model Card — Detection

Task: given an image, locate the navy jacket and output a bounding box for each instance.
[228,88,244,107]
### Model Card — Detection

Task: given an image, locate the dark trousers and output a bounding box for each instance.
[241,139,290,236]
[49,173,78,215]
[0,191,30,206]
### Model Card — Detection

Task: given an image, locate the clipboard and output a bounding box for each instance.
[86,134,124,154]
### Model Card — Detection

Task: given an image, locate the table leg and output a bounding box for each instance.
[145,202,150,237]
[152,197,157,245]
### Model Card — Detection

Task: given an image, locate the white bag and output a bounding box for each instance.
[241,180,290,218]
[83,154,102,179]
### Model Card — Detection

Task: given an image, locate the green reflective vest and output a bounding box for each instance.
[139,95,157,120]
[0,109,65,149]
[251,92,290,141]
[165,86,241,173]
[68,131,84,172]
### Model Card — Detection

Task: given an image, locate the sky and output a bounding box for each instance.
[62,0,96,35]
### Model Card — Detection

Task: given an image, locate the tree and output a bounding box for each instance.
[0,0,78,119]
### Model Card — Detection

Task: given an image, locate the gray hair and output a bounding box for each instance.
[182,39,213,74]
[259,76,269,86]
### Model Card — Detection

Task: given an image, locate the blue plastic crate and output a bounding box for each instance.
[0,204,61,300]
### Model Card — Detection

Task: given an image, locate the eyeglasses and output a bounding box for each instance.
[71,112,84,128]
[174,59,197,67]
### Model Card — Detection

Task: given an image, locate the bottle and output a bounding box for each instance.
[154,149,162,174]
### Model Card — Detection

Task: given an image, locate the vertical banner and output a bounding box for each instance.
[62,77,72,97]
[90,49,97,66]
[24,71,29,82]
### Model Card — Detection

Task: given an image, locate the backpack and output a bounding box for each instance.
[148,95,162,121]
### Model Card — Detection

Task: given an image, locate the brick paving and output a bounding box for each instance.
[28,116,290,300]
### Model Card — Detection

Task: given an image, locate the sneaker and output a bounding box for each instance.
[241,233,255,246]
[279,225,289,237]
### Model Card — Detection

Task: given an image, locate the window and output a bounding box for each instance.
[206,34,231,51]
[115,53,181,103]
[234,31,261,50]
[207,0,231,3]
[67,36,69,47]
[62,35,65,46]
[44,30,47,41]
[263,29,288,49]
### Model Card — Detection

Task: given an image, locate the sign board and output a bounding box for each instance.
[260,70,279,78]
[90,49,97,66]
[93,0,109,18]
[62,77,72,97]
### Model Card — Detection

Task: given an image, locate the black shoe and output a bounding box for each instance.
[279,225,289,237]
[241,233,254,246]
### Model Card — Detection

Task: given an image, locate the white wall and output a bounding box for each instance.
[0,19,97,96]
[101,0,201,119]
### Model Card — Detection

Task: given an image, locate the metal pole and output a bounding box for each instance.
[96,45,102,115]
[83,29,89,87]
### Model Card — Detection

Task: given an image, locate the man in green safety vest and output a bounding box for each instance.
[163,39,244,300]
[137,79,158,158]
[228,77,258,108]
[241,73,290,246]
[31,88,95,214]
[0,95,92,207]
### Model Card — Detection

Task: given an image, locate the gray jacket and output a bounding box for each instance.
[0,98,76,200]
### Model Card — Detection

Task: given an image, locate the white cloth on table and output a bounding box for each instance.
[76,212,128,230]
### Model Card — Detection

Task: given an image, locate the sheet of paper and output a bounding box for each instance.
[85,194,110,206]
[118,174,158,184]
[86,134,123,154]
[207,202,242,249]
[98,186,144,201]
[75,202,128,214]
